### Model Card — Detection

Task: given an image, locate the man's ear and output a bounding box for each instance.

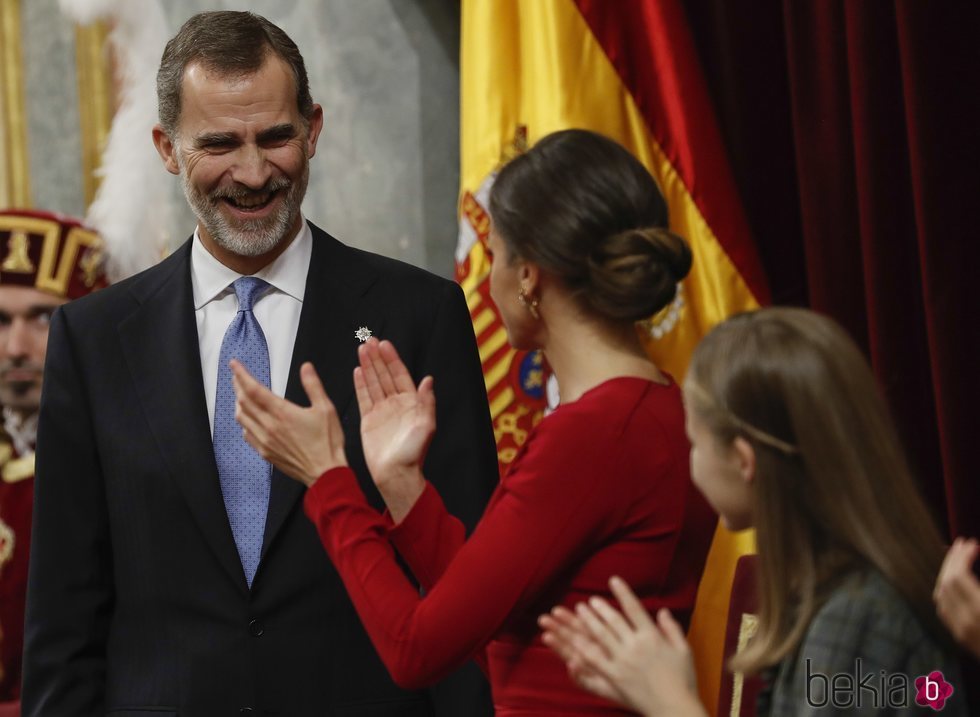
[306,104,324,159]
[152,125,181,175]
[732,436,757,484]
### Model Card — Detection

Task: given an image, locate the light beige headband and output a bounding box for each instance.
[685,380,800,456]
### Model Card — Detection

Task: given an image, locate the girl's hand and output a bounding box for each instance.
[934,537,980,658]
[540,576,706,717]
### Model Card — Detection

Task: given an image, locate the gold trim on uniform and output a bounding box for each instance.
[0,213,104,295]
[1,229,34,272]
[0,517,13,570]
[729,612,758,717]
[36,225,101,295]
[1,451,33,484]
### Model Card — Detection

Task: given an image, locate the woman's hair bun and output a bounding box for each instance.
[585,227,692,322]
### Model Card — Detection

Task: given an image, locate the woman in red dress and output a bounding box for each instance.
[233,129,716,715]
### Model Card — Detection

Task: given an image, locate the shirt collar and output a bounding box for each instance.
[191,218,312,309]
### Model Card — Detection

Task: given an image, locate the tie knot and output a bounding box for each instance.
[233,276,269,312]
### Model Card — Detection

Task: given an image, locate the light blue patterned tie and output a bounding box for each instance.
[214,276,271,587]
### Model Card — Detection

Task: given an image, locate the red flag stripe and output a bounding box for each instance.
[573,0,770,305]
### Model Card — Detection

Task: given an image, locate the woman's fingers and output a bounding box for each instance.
[233,359,329,447]
[655,608,689,651]
[609,576,654,631]
[300,362,333,411]
[353,366,374,414]
[549,605,587,634]
[357,339,428,408]
[566,654,622,704]
[569,631,615,676]
[230,359,349,486]
[377,340,416,393]
[365,339,398,397]
[233,373,278,432]
[230,359,277,411]
[539,615,577,663]
[418,376,436,428]
[540,610,586,645]
[299,362,344,441]
[234,396,269,452]
[576,601,620,655]
[587,596,635,644]
[358,342,387,404]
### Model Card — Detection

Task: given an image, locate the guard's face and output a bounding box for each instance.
[154,55,323,263]
[0,286,66,413]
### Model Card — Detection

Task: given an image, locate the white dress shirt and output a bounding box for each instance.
[191,220,312,436]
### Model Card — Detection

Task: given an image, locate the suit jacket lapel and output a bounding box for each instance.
[117,243,247,592]
[261,225,385,556]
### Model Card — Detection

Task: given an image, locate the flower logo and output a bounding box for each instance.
[915,670,954,711]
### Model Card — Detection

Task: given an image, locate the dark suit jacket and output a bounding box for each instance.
[23,224,499,716]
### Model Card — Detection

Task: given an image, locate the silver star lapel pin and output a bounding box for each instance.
[355,326,373,342]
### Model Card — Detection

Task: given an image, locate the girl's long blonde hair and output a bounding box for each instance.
[685,308,948,673]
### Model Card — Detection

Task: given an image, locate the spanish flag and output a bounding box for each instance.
[457,1,769,713]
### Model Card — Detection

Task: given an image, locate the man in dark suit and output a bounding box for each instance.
[23,11,497,716]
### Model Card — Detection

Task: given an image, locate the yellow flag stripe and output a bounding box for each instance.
[484,347,517,393]
[478,327,509,365]
[488,386,515,420]
[471,307,497,337]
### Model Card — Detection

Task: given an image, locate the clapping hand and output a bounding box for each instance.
[934,537,980,658]
[538,576,706,717]
[354,338,435,522]
[231,360,347,486]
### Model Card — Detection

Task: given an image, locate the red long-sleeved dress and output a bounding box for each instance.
[304,376,716,715]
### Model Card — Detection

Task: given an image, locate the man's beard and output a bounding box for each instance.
[178,152,309,258]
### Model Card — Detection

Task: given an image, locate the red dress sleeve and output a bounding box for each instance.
[387,482,467,590]
[303,401,653,690]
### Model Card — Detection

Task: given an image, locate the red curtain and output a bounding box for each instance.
[682,0,979,542]
[682,2,979,704]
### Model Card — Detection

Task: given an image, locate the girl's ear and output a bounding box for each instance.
[732,436,757,484]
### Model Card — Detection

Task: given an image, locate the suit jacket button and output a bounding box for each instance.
[248,619,264,637]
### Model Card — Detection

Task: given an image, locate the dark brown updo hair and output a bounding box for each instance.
[489,129,691,322]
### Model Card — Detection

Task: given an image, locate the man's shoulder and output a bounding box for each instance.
[309,224,455,295]
[60,240,190,324]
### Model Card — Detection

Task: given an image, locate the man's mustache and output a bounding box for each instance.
[0,359,44,378]
[210,177,291,202]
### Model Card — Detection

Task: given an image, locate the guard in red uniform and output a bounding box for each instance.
[0,210,106,710]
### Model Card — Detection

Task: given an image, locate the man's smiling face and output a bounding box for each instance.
[155,53,322,266]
